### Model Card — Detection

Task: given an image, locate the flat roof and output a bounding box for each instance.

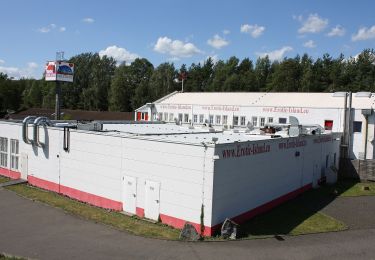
[154,92,375,109]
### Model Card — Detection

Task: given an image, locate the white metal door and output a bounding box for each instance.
[144,180,160,220]
[20,153,28,180]
[122,176,137,214]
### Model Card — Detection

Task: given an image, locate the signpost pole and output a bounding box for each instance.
[55,81,61,120]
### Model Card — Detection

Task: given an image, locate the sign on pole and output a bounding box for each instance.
[45,61,74,82]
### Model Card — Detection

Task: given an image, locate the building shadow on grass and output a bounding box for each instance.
[237,180,358,238]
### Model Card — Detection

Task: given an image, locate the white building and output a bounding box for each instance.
[0,119,340,236]
[135,92,375,160]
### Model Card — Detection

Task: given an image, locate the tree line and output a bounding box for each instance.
[0,49,374,115]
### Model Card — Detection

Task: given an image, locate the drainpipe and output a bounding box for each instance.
[341,94,348,158]
[347,92,352,159]
[363,115,369,160]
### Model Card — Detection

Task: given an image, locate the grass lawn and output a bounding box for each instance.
[0,176,10,184]
[0,253,24,260]
[1,175,373,240]
[239,189,348,238]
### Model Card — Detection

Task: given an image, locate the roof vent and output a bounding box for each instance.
[355,92,372,98]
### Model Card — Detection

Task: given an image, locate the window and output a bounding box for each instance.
[324,120,333,130]
[164,113,168,122]
[268,117,273,124]
[193,114,198,123]
[178,113,183,123]
[353,121,362,133]
[184,114,189,123]
[169,113,174,122]
[215,115,221,125]
[233,116,239,126]
[199,114,204,124]
[0,137,8,168]
[279,117,287,124]
[252,116,258,127]
[158,112,163,121]
[152,113,157,121]
[10,139,19,171]
[209,115,214,124]
[260,117,265,127]
[223,115,228,125]
[240,116,246,126]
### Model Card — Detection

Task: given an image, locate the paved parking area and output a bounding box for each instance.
[1,188,375,260]
[322,196,375,230]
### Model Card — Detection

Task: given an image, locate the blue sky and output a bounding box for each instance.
[0,0,374,79]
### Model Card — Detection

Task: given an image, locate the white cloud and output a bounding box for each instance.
[256,46,293,61]
[0,62,40,79]
[0,59,4,64]
[99,45,139,65]
[38,23,64,33]
[82,18,95,24]
[223,29,230,35]
[298,14,328,34]
[153,37,202,58]
[352,25,375,41]
[303,40,316,48]
[327,25,345,37]
[207,34,229,49]
[240,24,265,38]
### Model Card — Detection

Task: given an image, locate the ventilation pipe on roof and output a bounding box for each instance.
[33,117,53,148]
[22,116,37,144]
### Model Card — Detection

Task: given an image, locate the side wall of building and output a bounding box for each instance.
[210,133,341,229]
[0,122,215,235]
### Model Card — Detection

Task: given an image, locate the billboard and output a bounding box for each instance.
[45,61,74,82]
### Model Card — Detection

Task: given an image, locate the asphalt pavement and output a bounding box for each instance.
[1,187,375,260]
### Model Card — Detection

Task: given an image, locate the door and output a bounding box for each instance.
[144,180,160,220]
[122,176,137,214]
[20,153,28,180]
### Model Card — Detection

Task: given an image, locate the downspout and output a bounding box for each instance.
[363,115,369,160]
[200,142,208,236]
[341,94,348,158]
[347,92,353,159]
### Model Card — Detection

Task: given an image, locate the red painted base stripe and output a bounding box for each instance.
[27,176,122,210]
[136,207,145,218]
[0,167,21,179]
[28,176,60,193]
[160,214,212,237]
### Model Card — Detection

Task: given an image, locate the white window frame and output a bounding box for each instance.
[252,116,258,127]
[178,113,183,122]
[164,112,168,122]
[169,113,174,122]
[222,115,228,125]
[199,114,204,124]
[268,117,273,124]
[184,113,189,123]
[10,139,19,171]
[215,115,221,125]
[193,114,198,123]
[209,115,214,124]
[158,112,163,121]
[0,137,8,168]
[240,116,246,126]
[233,116,239,126]
[260,117,266,127]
